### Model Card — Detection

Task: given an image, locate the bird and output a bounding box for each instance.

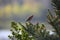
[26,15,34,22]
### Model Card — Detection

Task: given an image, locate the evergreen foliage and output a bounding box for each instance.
[8,21,51,40]
[52,0,60,10]
[47,0,60,37]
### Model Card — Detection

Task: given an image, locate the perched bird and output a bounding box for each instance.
[26,15,33,22]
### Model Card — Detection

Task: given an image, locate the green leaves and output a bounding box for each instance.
[55,10,60,17]
[52,0,60,10]
[8,22,34,40]
[47,9,60,37]
[8,21,50,40]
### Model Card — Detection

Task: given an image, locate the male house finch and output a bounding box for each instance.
[26,15,33,21]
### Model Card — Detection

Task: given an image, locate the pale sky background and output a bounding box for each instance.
[0,0,54,30]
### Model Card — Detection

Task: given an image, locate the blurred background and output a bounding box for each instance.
[0,0,53,40]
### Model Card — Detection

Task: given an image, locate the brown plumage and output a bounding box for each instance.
[26,15,33,21]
